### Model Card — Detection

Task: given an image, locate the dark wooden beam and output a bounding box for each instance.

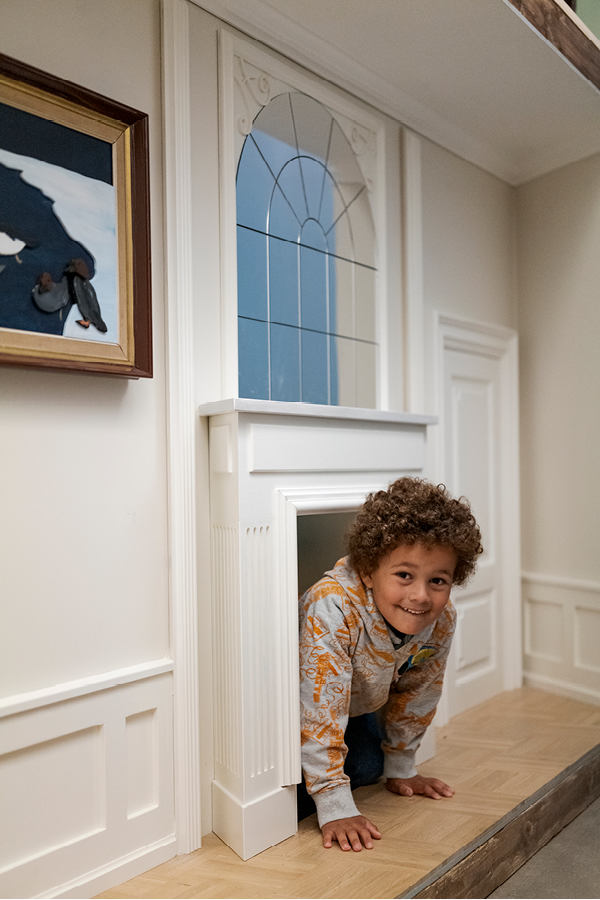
[506,0,600,93]
[399,743,600,899]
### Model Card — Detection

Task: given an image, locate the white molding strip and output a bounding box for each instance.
[197,396,436,425]
[217,30,239,400]
[0,659,174,719]
[402,129,424,413]
[523,571,600,594]
[162,0,202,855]
[38,835,177,900]
[437,312,517,341]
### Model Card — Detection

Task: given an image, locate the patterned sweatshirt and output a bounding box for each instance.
[299,557,456,826]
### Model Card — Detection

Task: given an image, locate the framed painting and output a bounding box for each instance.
[0,52,152,377]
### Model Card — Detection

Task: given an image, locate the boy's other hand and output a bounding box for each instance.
[321,815,381,851]
[386,775,454,799]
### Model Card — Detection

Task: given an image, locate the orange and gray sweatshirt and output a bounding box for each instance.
[299,557,456,827]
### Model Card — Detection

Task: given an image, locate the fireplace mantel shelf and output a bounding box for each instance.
[198,397,437,426]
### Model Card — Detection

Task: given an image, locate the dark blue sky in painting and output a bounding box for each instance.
[0,162,95,334]
[0,101,113,184]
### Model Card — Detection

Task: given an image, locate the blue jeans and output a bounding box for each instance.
[297,712,384,820]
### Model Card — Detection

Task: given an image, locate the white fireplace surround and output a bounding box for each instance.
[199,398,436,859]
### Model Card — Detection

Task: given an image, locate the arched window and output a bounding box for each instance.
[236,90,377,407]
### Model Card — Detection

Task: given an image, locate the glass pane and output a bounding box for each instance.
[355,264,376,342]
[333,334,356,407]
[346,190,376,268]
[238,317,269,399]
[330,256,354,338]
[269,236,299,327]
[236,89,378,409]
[319,170,336,237]
[276,159,309,224]
[327,121,366,207]
[299,157,328,222]
[289,93,332,161]
[301,329,328,404]
[356,340,377,408]
[237,226,267,320]
[300,244,327,332]
[301,218,327,254]
[327,203,355,263]
[329,334,339,406]
[252,94,297,172]
[268,185,301,243]
[270,322,300,401]
[236,137,276,233]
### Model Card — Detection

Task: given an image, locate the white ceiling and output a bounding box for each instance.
[196,0,600,185]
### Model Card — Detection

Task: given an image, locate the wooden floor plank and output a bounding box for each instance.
[96,688,600,900]
[401,743,600,899]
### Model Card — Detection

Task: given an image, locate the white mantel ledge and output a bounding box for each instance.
[198,397,437,426]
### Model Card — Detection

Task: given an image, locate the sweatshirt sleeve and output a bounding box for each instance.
[299,584,362,827]
[380,601,456,780]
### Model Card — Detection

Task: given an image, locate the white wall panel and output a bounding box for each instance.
[0,0,175,892]
[575,607,600,673]
[126,710,158,819]
[525,599,563,663]
[0,727,105,871]
[455,591,495,676]
[523,574,600,705]
[0,670,174,899]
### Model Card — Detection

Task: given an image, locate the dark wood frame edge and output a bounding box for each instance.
[506,0,600,92]
[0,51,152,379]
[399,742,600,899]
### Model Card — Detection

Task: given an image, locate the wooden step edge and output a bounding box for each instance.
[398,742,600,900]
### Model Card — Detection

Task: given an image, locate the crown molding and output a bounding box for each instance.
[191,0,517,183]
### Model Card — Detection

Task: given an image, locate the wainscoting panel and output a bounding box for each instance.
[523,573,600,705]
[0,666,175,899]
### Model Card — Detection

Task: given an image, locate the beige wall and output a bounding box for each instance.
[517,153,600,581]
[421,137,517,330]
[0,0,169,697]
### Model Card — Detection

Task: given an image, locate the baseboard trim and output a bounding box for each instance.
[524,671,600,707]
[212,781,297,860]
[399,743,600,899]
[37,835,177,899]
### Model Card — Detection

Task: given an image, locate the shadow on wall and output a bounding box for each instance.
[297,510,357,595]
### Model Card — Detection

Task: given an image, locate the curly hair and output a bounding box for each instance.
[346,477,482,585]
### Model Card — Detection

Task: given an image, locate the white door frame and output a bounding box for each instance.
[429,312,522,725]
[162,0,203,854]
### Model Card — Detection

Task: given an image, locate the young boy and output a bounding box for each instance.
[298,477,482,852]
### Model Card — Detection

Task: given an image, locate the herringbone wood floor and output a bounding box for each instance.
[97,688,600,899]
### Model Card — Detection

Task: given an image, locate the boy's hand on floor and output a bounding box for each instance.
[321,815,382,852]
[386,775,454,799]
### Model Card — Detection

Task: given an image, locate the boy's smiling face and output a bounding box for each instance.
[362,542,456,634]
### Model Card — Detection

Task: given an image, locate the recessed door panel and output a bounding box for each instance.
[444,349,503,714]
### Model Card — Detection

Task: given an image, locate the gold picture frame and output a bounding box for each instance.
[0,52,151,377]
